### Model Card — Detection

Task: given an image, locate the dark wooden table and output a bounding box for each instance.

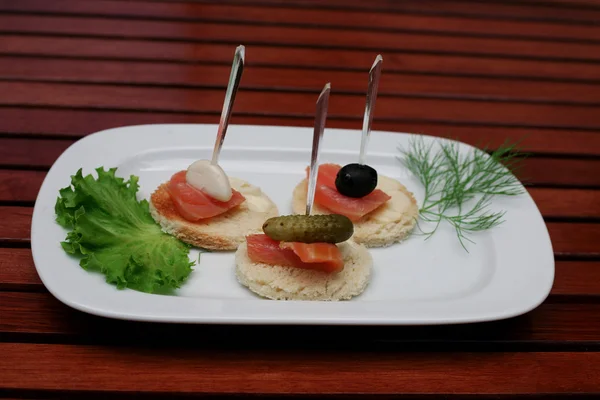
[1,0,600,398]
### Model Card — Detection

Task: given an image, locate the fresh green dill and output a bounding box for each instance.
[398,137,525,251]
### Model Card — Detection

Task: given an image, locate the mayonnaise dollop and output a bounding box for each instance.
[367,175,415,223]
[229,177,272,212]
[186,160,232,201]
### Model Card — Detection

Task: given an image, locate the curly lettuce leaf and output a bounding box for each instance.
[55,167,193,293]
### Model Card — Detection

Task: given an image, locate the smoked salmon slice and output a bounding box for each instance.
[167,171,245,221]
[307,164,391,222]
[246,234,344,273]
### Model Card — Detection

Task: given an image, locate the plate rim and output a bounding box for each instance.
[31,123,555,325]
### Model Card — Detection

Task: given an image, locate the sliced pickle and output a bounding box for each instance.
[262,214,353,244]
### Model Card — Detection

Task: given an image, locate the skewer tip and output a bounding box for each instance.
[318,83,331,102]
[235,45,245,63]
[370,54,383,71]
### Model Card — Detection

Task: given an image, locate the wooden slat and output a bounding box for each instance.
[2,170,598,218]
[1,82,599,129]
[1,292,600,342]
[518,158,600,187]
[2,250,598,296]
[0,170,45,202]
[1,206,598,255]
[2,138,599,187]
[228,0,600,24]
[1,342,599,394]
[0,248,41,290]
[0,207,32,243]
[2,108,600,157]
[547,223,600,255]
[2,15,600,62]
[553,261,600,296]
[2,57,599,104]
[0,138,72,168]
[3,36,600,83]
[523,0,600,7]
[2,0,600,42]
[528,188,600,218]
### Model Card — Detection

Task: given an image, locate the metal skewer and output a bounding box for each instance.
[211,45,245,165]
[306,83,331,216]
[358,54,382,165]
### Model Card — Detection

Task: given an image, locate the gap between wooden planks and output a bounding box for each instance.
[190,0,600,24]
[1,292,600,343]
[1,57,599,105]
[1,82,599,129]
[2,108,600,156]
[1,342,599,394]
[3,35,600,83]
[1,0,600,42]
[1,14,600,62]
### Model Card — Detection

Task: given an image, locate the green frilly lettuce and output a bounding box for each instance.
[55,167,193,293]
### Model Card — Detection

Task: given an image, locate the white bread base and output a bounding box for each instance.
[292,175,418,248]
[150,177,278,251]
[235,240,372,301]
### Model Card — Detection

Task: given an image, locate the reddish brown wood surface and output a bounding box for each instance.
[1,343,599,395]
[2,107,600,156]
[4,35,600,82]
[4,57,600,104]
[3,0,600,42]
[3,81,599,129]
[3,14,600,61]
[1,0,600,398]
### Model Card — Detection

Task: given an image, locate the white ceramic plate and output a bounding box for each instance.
[31,124,554,325]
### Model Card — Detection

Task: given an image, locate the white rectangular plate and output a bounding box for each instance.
[31,124,554,325]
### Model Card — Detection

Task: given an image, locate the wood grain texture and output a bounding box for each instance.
[0,138,72,168]
[2,57,599,104]
[1,342,599,394]
[2,0,600,42]
[1,292,600,343]
[0,248,41,290]
[1,82,599,129]
[215,0,600,24]
[1,1,599,397]
[528,188,600,218]
[0,170,45,202]
[1,206,598,255]
[547,223,600,255]
[3,108,600,156]
[0,206,32,243]
[553,261,600,296]
[4,35,600,83]
[2,14,600,62]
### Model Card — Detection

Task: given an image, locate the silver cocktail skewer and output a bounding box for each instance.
[211,45,245,165]
[306,83,331,216]
[358,54,382,165]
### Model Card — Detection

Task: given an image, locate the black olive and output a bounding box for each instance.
[335,163,378,198]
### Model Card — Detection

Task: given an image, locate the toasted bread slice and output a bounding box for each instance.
[235,240,371,301]
[292,175,418,248]
[150,177,278,251]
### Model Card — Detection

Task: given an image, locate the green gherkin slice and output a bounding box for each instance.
[262,214,353,244]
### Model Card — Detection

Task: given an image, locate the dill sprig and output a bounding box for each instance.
[398,137,525,251]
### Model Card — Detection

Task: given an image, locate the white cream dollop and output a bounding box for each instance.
[229,177,272,212]
[186,160,232,201]
[367,175,414,223]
